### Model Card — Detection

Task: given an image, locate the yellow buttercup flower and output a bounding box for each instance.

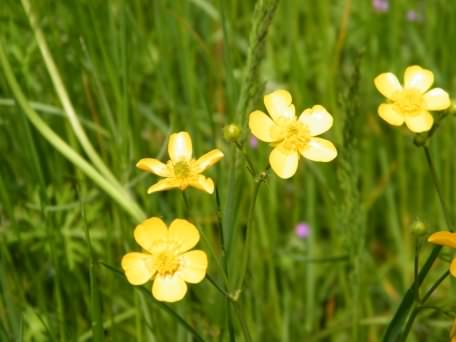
[137,131,224,194]
[374,65,451,133]
[121,217,208,303]
[248,89,337,179]
[428,231,456,277]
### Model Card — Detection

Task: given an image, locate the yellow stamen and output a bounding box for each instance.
[173,161,192,178]
[280,121,311,151]
[392,89,424,116]
[155,252,180,276]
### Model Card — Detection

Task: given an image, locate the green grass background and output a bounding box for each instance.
[1,0,456,341]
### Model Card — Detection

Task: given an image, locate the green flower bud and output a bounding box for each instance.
[223,124,241,142]
[411,220,427,236]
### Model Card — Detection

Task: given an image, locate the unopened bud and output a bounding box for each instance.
[223,124,241,142]
[411,220,427,236]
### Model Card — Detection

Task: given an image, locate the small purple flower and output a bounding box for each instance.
[406,10,422,22]
[372,0,389,13]
[249,135,258,149]
[295,222,310,239]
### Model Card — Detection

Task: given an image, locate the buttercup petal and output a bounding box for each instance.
[136,158,171,177]
[147,179,180,193]
[168,132,193,162]
[194,149,224,173]
[269,146,299,179]
[300,137,337,162]
[134,217,168,252]
[404,112,434,133]
[451,258,456,278]
[404,65,434,93]
[264,89,296,122]
[428,231,456,248]
[168,219,200,253]
[378,104,405,126]
[121,252,155,285]
[423,88,451,111]
[152,274,188,302]
[298,105,334,136]
[189,175,215,194]
[374,73,402,99]
[249,110,280,142]
[179,250,208,283]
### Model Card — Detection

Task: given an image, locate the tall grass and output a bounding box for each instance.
[1,0,456,341]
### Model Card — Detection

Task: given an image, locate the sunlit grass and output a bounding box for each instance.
[1,0,456,341]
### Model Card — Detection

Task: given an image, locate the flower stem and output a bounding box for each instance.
[382,145,452,341]
[421,270,450,304]
[235,168,268,291]
[234,141,256,176]
[423,145,453,229]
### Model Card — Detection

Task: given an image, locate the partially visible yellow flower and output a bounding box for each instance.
[451,318,456,342]
[137,131,224,194]
[121,217,208,303]
[374,65,451,133]
[248,89,337,179]
[428,231,456,277]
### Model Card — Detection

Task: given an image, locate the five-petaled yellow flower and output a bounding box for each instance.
[137,131,224,194]
[374,65,451,133]
[121,217,208,303]
[428,230,456,277]
[248,89,337,179]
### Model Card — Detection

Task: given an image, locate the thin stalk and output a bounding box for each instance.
[206,274,234,301]
[423,145,453,229]
[0,39,146,222]
[235,171,266,291]
[182,192,229,285]
[414,240,420,302]
[234,141,256,176]
[21,0,131,198]
[382,145,452,341]
[421,270,450,304]
[400,306,418,341]
[80,191,103,342]
[232,302,253,342]
[399,269,450,340]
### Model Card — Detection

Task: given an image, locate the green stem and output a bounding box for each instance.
[0,38,146,222]
[234,141,256,176]
[382,145,452,341]
[182,192,229,286]
[236,169,267,291]
[206,274,234,301]
[400,306,418,341]
[232,302,253,342]
[421,270,450,304]
[399,270,450,341]
[21,0,133,200]
[414,240,420,302]
[423,146,453,229]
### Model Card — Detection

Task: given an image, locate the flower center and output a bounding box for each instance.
[155,252,180,276]
[392,89,424,116]
[281,121,311,151]
[173,161,192,178]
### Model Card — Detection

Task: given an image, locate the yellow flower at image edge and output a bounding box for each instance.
[428,231,456,277]
[374,65,451,133]
[137,131,224,194]
[121,217,208,303]
[248,89,337,179]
